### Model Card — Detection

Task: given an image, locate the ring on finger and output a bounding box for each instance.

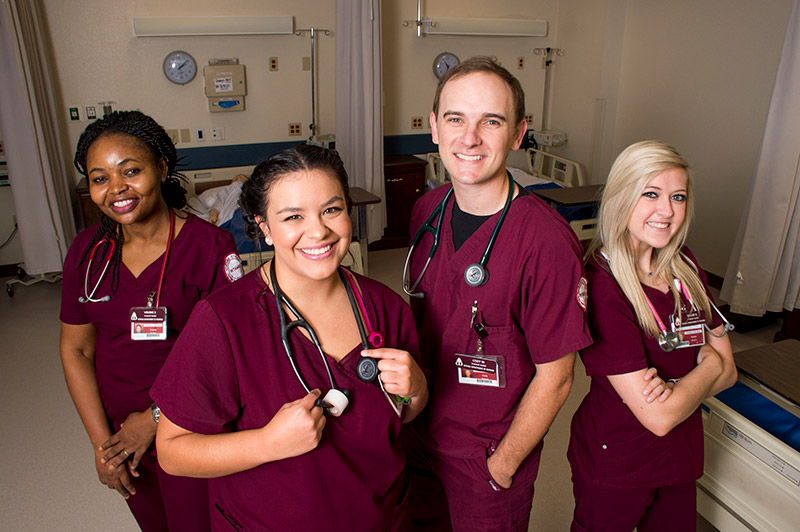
[122,449,130,457]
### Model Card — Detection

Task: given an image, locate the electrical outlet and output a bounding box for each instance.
[68,107,79,121]
[85,106,97,120]
[411,117,423,130]
[525,114,533,125]
[269,57,279,71]
[211,127,225,141]
[288,123,302,136]
[518,57,525,69]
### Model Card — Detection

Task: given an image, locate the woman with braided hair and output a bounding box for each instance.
[60,110,242,531]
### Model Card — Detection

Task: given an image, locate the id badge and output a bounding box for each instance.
[130,307,168,341]
[672,309,705,349]
[454,354,506,388]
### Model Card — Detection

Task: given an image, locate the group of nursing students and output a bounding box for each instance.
[60,57,735,532]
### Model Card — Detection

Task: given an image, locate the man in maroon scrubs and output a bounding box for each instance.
[405,57,592,531]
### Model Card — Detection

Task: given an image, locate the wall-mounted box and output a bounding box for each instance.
[204,64,246,112]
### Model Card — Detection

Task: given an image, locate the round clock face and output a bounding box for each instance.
[163,51,197,85]
[433,52,460,79]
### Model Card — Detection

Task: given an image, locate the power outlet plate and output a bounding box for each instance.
[269,57,278,71]
[211,127,225,141]
[288,123,302,136]
[411,117,424,130]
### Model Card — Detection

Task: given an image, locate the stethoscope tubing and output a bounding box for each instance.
[81,238,117,303]
[403,172,514,297]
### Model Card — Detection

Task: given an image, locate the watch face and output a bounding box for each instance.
[434,52,460,79]
[163,51,197,85]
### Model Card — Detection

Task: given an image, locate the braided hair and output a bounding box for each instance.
[239,144,352,241]
[74,110,186,291]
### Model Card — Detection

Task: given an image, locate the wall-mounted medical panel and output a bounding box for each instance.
[204,65,247,113]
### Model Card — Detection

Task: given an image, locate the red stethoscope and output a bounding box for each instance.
[79,210,175,305]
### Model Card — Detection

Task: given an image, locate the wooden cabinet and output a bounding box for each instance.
[373,154,427,250]
[75,178,102,229]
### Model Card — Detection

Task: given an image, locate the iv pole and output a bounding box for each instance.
[533,47,564,133]
[295,27,331,140]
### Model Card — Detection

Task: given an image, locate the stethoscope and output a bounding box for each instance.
[644,277,735,352]
[79,210,175,305]
[79,238,117,303]
[269,260,386,417]
[402,171,514,298]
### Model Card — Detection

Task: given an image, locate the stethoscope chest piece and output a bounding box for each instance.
[356,357,380,383]
[464,263,488,287]
[321,388,349,417]
[658,330,681,352]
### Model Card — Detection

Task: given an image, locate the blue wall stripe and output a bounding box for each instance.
[175,134,437,171]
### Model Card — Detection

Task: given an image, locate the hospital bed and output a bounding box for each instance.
[425,148,596,239]
[184,166,363,275]
[698,340,800,532]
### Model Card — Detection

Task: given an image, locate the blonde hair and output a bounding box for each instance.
[587,140,712,338]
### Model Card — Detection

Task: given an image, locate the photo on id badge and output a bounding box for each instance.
[455,354,506,387]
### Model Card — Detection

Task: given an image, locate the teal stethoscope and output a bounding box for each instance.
[402,172,514,298]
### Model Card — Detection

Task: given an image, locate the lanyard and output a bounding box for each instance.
[150,209,175,308]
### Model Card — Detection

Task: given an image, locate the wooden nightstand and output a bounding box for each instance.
[372,154,427,250]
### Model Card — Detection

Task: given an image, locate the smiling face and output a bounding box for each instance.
[86,133,166,225]
[258,168,352,284]
[627,167,688,254]
[431,71,527,189]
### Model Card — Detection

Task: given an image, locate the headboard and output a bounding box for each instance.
[525,148,586,187]
[185,165,255,198]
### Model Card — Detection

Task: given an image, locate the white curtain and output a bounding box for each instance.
[0,0,74,275]
[720,0,800,315]
[335,0,385,242]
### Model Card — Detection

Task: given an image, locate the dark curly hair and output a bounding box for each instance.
[73,110,186,291]
[239,144,353,241]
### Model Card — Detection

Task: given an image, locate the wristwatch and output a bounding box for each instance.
[150,403,161,423]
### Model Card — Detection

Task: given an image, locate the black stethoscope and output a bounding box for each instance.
[79,210,175,305]
[402,172,514,298]
[269,260,386,417]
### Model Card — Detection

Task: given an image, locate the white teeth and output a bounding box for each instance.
[455,153,482,161]
[648,222,669,228]
[113,199,134,207]
[300,244,332,256]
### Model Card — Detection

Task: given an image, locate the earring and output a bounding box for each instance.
[265,237,273,246]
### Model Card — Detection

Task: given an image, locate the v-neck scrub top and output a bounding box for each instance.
[408,183,592,468]
[568,249,722,488]
[60,213,239,422]
[150,270,421,531]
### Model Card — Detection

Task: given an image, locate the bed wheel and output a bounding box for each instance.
[16,267,26,280]
[6,283,13,297]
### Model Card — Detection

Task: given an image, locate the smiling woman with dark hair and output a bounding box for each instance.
[60,110,242,532]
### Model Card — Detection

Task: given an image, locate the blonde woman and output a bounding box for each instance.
[568,141,737,531]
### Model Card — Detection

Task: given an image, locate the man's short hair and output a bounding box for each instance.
[432,56,526,126]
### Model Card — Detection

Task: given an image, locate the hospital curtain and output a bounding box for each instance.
[720,0,800,315]
[0,0,74,274]
[335,0,386,242]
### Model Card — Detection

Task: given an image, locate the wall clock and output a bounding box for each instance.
[433,52,460,79]
[163,50,197,85]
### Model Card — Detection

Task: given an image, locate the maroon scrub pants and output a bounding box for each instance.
[571,475,697,532]
[406,430,537,532]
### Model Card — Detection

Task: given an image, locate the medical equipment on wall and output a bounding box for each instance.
[204,59,246,112]
[295,27,330,141]
[402,0,547,37]
[270,261,387,417]
[402,173,514,297]
[532,47,567,148]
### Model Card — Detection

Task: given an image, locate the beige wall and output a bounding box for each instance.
[27,0,794,276]
[42,0,336,183]
[551,0,792,275]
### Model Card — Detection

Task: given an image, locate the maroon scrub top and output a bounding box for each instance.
[60,213,239,422]
[568,248,722,489]
[408,184,592,467]
[151,270,421,532]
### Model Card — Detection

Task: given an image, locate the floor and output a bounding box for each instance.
[0,250,781,531]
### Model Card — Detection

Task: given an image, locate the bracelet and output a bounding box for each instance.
[667,378,680,384]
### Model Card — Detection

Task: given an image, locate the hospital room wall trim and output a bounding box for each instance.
[175,135,437,171]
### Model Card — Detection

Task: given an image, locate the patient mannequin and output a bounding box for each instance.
[208,174,248,226]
